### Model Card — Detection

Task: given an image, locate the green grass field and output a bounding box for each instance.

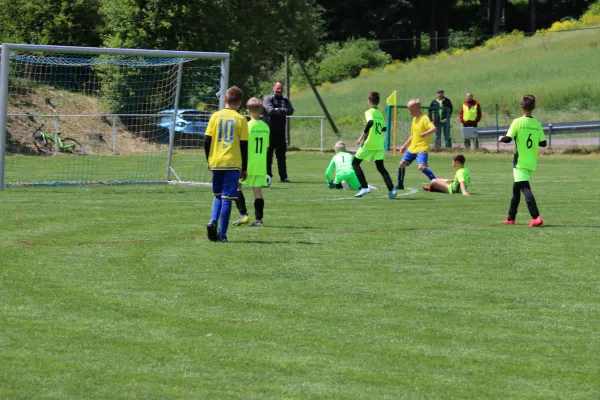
[288,27,600,150]
[1,152,599,399]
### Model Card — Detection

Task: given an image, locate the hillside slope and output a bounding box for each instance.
[290,27,600,146]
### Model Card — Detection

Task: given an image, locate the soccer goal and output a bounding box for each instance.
[0,43,230,190]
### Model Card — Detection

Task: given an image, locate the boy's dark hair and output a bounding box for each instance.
[453,154,466,165]
[368,91,380,106]
[225,86,244,104]
[520,94,536,112]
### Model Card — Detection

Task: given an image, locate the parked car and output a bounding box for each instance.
[156,109,209,135]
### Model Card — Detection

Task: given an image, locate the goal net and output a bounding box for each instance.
[0,44,229,189]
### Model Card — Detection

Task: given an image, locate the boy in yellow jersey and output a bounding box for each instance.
[325,141,361,190]
[204,86,249,242]
[498,94,547,227]
[352,91,395,199]
[423,154,471,196]
[232,98,270,227]
[396,98,437,192]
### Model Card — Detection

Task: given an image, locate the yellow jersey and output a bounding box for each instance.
[408,114,434,154]
[205,109,249,170]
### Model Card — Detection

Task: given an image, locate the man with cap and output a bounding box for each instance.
[428,89,453,149]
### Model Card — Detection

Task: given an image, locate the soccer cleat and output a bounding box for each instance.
[217,233,229,243]
[341,181,350,190]
[328,182,336,189]
[281,178,292,183]
[388,187,399,200]
[354,187,371,198]
[249,220,263,227]
[422,185,431,192]
[232,214,249,226]
[502,216,515,225]
[529,216,543,227]
[206,221,218,241]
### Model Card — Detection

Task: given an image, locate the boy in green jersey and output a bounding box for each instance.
[232,98,270,227]
[498,94,547,227]
[423,154,471,196]
[352,91,395,199]
[326,141,361,189]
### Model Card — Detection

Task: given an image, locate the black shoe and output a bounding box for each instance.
[206,222,218,242]
[217,234,229,243]
[281,178,291,183]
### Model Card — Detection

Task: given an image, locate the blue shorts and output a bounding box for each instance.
[212,170,240,200]
[402,151,429,166]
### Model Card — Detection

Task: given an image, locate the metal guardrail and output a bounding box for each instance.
[463,120,600,139]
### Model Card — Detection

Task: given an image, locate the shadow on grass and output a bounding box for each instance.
[239,240,320,245]
[272,226,317,229]
[541,224,600,229]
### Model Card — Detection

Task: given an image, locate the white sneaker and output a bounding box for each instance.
[354,187,371,198]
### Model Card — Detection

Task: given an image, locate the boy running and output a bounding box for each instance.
[325,141,361,190]
[423,154,471,196]
[396,99,437,192]
[204,86,249,242]
[498,94,546,227]
[232,98,270,227]
[353,91,395,199]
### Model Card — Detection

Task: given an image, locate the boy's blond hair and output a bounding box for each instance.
[407,98,421,109]
[334,141,346,153]
[246,97,263,115]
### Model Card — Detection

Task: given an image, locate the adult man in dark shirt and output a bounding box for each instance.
[263,81,294,182]
[428,89,453,149]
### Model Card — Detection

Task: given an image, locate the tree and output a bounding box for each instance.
[529,0,537,31]
[0,0,103,46]
[99,0,324,95]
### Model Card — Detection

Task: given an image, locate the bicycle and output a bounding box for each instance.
[32,124,86,155]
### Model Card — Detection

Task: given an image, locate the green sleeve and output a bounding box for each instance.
[456,169,465,182]
[325,158,335,182]
[506,119,518,139]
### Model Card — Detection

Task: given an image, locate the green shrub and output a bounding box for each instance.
[262,39,391,92]
[586,0,600,15]
[314,39,391,85]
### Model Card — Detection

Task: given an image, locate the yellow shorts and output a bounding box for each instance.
[513,168,532,182]
[355,147,385,162]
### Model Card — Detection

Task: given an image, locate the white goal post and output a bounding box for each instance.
[0,43,230,190]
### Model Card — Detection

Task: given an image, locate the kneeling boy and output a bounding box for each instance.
[325,141,361,189]
[423,154,471,196]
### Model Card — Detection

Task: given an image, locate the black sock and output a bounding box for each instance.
[352,158,368,189]
[254,198,264,220]
[375,160,394,191]
[508,182,520,220]
[397,167,406,189]
[235,190,247,215]
[521,182,539,219]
